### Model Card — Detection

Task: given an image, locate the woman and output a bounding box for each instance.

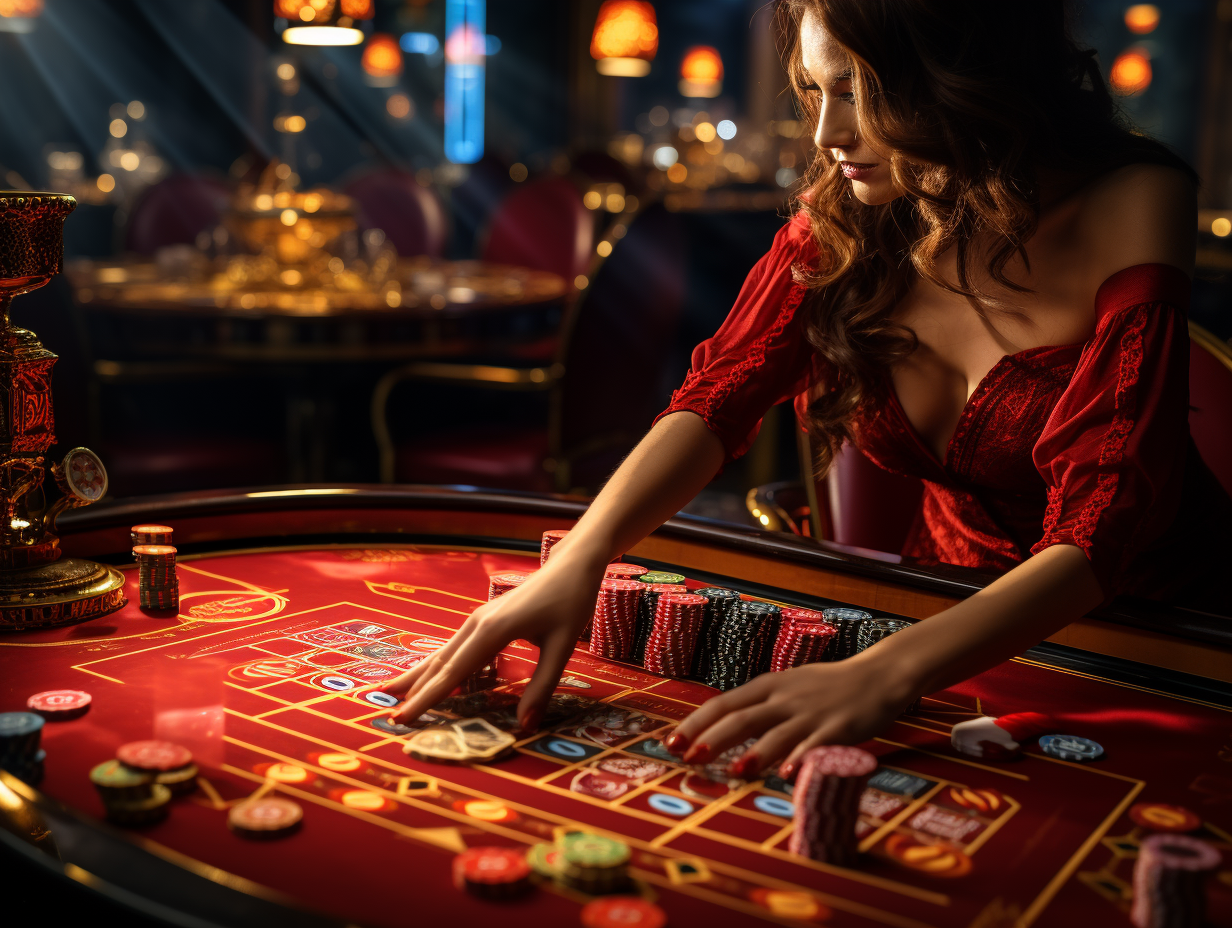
[384,0,1231,780]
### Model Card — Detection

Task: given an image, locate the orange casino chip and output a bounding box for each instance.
[581,896,667,928]
[885,835,973,877]
[130,524,173,545]
[116,740,193,772]
[1129,803,1202,833]
[228,797,303,837]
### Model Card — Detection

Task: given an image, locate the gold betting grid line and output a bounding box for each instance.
[227,651,956,908]
[218,616,956,908]
[63,556,1155,927]
[227,615,1149,924]
[219,726,948,926]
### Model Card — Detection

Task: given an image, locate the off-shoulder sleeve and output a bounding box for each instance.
[654,211,820,462]
[1031,263,1193,595]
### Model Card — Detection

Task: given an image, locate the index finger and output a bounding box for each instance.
[391,626,503,723]
[665,675,774,757]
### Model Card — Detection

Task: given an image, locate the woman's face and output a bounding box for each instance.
[800,10,897,205]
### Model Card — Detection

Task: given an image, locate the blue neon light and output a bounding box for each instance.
[444,0,485,164]
[400,32,440,55]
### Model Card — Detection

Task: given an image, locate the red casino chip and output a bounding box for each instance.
[1129,803,1202,833]
[581,897,666,928]
[116,740,193,772]
[604,563,649,580]
[452,847,531,898]
[27,689,92,719]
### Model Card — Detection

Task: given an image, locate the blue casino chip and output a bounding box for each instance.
[0,712,43,737]
[1038,734,1104,762]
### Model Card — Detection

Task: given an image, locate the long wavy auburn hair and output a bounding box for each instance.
[780,0,1193,475]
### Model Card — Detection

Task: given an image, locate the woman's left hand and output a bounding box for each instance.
[663,654,916,780]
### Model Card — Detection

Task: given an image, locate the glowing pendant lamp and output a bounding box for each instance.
[0,0,43,33]
[362,33,404,86]
[591,1,657,77]
[679,45,722,98]
[277,0,373,46]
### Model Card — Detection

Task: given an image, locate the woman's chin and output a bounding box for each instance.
[849,179,899,206]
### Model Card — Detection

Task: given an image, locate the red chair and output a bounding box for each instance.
[374,203,686,493]
[124,174,231,255]
[102,435,285,498]
[479,177,593,283]
[343,169,447,258]
[780,322,1232,555]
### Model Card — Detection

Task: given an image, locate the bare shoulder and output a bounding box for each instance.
[1075,162,1197,283]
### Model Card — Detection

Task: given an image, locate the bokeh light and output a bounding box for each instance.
[1110,48,1152,95]
[1124,4,1160,34]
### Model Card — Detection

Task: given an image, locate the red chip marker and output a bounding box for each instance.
[27,689,92,719]
[581,897,667,928]
[116,740,193,771]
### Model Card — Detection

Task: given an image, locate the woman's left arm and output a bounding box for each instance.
[667,545,1102,779]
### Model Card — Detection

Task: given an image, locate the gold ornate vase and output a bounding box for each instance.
[0,192,125,631]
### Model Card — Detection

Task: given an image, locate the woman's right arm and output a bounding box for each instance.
[384,411,725,731]
[383,210,820,731]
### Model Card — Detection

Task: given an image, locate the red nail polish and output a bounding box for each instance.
[778,761,796,781]
[729,752,760,779]
[519,706,543,734]
[682,742,711,764]
[663,731,691,756]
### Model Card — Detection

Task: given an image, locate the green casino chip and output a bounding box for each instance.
[637,572,685,585]
[527,842,565,878]
[561,832,631,869]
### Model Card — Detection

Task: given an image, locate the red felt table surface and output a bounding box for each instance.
[2,544,1229,928]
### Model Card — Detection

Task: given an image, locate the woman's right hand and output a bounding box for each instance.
[380,551,607,732]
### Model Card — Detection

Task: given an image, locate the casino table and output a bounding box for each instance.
[1,486,1230,928]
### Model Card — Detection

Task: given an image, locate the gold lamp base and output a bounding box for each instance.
[0,192,127,633]
[0,558,126,631]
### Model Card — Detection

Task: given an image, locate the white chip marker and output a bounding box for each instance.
[951,716,1019,758]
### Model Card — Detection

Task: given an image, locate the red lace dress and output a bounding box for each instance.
[659,211,1231,606]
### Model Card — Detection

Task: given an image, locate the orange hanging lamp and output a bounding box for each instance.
[590,1,657,77]
[277,0,373,46]
[679,45,723,98]
[362,33,404,86]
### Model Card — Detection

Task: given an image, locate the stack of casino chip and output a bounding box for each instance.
[690,588,741,681]
[488,571,533,600]
[771,610,838,673]
[560,832,631,895]
[89,740,196,826]
[822,607,871,661]
[604,563,648,581]
[707,601,781,690]
[0,712,46,785]
[1130,833,1220,928]
[454,846,532,899]
[857,617,912,652]
[789,745,878,866]
[643,592,707,678]
[540,529,570,565]
[130,523,173,547]
[631,582,687,663]
[590,579,645,661]
[133,544,179,610]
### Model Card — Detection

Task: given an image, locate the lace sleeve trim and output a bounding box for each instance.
[1033,303,1150,561]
